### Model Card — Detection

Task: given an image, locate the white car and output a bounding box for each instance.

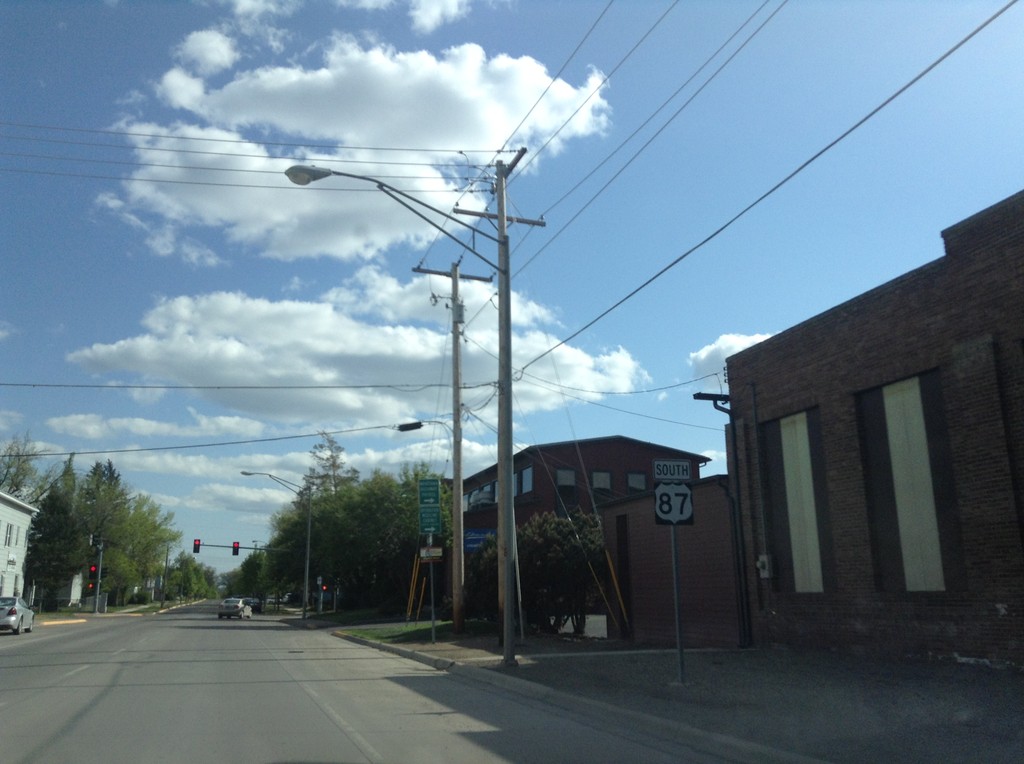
[0,597,34,634]
[217,597,251,619]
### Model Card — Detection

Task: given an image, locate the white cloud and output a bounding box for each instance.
[688,333,772,391]
[47,409,265,440]
[222,0,302,19]
[176,30,240,76]
[0,410,24,431]
[409,0,472,33]
[113,32,608,266]
[157,67,206,111]
[64,276,649,430]
[154,35,607,155]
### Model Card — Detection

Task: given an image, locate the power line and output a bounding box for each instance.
[7,424,397,459]
[520,0,1020,373]
[513,0,785,278]
[0,381,495,392]
[0,120,501,155]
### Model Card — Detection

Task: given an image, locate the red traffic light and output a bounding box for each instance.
[232,541,240,556]
[88,564,98,580]
[321,584,327,591]
[87,582,95,591]
[193,539,201,553]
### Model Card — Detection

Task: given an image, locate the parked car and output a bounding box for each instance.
[217,597,251,619]
[243,597,262,614]
[0,597,34,634]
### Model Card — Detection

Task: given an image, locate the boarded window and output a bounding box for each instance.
[858,372,964,592]
[761,408,834,593]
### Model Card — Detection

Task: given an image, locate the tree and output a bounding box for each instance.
[308,432,359,495]
[464,535,498,620]
[237,550,271,597]
[0,432,59,504]
[167,552,217,600]
[515,510,608,635]
[25,471,84,610]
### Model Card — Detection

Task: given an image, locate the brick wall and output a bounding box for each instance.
[599,477,743,648]
[727,189,1024,662]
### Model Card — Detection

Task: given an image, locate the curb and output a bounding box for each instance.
[335,633,826,764]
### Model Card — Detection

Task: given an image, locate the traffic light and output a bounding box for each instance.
[321,584,327,591]
[193,539,201,553]
[88,563,98,581]
[232,541,240,556]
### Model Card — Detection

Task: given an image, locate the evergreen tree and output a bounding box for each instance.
[25,472,86,610]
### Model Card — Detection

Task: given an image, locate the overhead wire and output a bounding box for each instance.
[513,0,786,278]
[520,0,1020,374]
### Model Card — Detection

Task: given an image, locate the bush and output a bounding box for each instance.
[128,591,152,605]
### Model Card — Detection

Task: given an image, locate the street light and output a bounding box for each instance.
[285,154,541,665]
[241,471,312,620]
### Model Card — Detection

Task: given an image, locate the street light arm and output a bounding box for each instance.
[241,469,312,620]
[284,164,500,271]
[240,470,303,494]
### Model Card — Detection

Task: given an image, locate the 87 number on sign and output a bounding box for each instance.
[655,483,693,525]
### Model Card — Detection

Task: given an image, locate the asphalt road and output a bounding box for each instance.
[1,604,729,764]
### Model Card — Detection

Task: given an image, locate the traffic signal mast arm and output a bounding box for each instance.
[191,541,281,553]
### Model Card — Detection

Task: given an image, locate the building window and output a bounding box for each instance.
[556,468,577,512]
[3,524,11,547]
[760,408,834,593]
[627,472,646,494]
[466,481,496,508]
[517,465,534,496]
[592,470,612,502]
[858,371,964,592]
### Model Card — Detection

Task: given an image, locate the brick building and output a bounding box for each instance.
[726,189,1024,662]
[462,437,747,646]
[598,476,749,647]
[461,435,708,533]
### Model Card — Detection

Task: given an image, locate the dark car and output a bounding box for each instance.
[243,597,262,614]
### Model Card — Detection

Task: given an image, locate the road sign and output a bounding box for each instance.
[418,478,442,534]
[419,545,443,562]
[653,459,693,525]
[418,478,441,506]
[655,482,693,524]
[420,505,442,535]
[653,459,691,482]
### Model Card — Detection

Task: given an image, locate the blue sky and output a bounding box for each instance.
[2,0,1022,571]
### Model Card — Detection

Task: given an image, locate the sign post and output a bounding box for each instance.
[653,460,693,684]
[418,479,443,643]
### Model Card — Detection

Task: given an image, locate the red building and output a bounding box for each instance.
[462,436,749,647]
[461,435,708,533]
[598,476,748,647]
[726,189,1024,662]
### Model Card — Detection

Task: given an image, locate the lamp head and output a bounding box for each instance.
[285,165,332,186]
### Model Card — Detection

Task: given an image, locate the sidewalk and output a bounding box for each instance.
[337,628,1024,764]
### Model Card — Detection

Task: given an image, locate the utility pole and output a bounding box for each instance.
[413,261,491,634]
[457,148,544,664]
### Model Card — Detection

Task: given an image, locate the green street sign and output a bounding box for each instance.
[418,479,442,535]
[418,478,441,506]
[419,505,442,535]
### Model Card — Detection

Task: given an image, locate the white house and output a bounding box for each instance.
[0,490,38,598]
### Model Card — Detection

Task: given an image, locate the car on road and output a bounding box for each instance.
[217,597,251,619]
[243,597,262,614]
[0,597,34,634]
